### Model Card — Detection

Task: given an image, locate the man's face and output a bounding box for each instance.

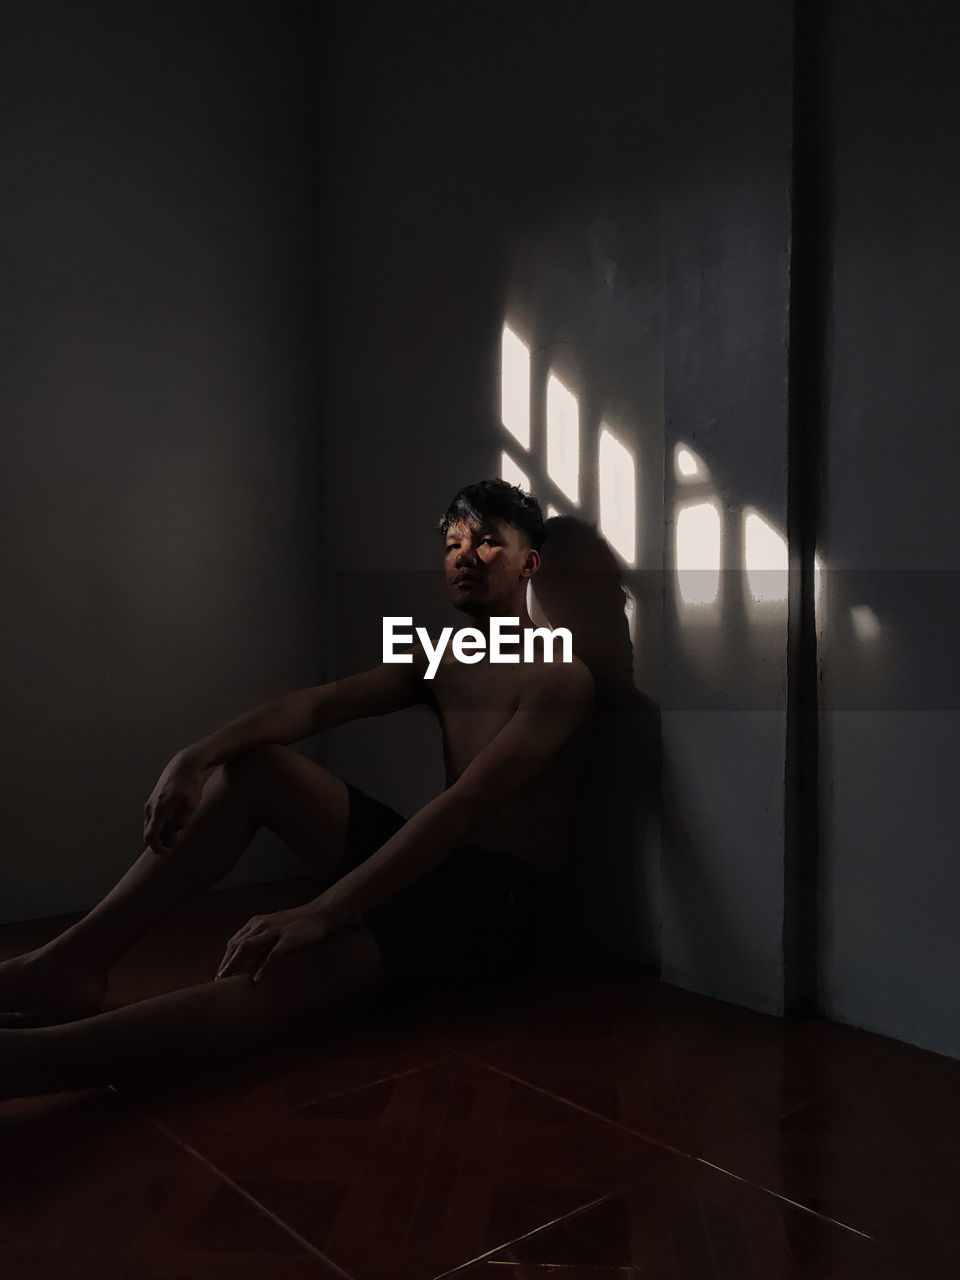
[443,516,537,613]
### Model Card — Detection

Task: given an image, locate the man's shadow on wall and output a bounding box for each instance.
[529,515,742,986]
[528,515,658,981]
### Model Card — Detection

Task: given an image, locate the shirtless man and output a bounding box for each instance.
[0,479,594,1098]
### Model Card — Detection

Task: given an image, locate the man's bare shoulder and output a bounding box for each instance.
[529,653,595,696]
[410,641,429,678]
[409,641,438,699]
[514,656,595,731]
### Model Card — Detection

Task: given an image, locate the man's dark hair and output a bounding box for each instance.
[435,479,546,552]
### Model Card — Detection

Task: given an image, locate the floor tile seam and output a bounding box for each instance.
[449,1050,833,1154]
[120,1051,456,1136]
[261,1052,458,1122]
[446,1048,693,1159]
[144,1112,357,1278]
[695,1155,875,1240]
[426,1189,616,1280]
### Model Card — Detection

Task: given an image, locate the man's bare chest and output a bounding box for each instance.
[427,657,534,772]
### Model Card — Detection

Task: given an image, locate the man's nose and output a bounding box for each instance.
[455,547,478,569]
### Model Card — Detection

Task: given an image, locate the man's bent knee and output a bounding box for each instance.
[222,743,291,781]
[219,744,296,812]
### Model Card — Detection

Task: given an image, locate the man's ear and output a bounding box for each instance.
[522,549,541,577]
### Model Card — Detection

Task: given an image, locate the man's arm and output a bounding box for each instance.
[315,661,595,927]
[182,645,431,771]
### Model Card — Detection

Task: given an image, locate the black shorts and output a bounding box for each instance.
[333,781,547,994]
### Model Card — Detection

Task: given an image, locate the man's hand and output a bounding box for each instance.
[215,905,339,985]
[143,750,206,855]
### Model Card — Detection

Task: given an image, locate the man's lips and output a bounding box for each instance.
[454,574,481,585]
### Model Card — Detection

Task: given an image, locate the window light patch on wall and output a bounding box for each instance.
[598,424,637,566]
[500,324,531,449]
[500,450,530,492]
[676,501,721,605]
[744,509,788,603]
[675,444,708,481]
[850,603,882,641]
[545,372,580,504]
[623,584,638,645]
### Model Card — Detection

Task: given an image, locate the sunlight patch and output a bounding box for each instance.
[744,509,788,602]
[676,444,708,481]
[850,604,882,641]
[598,424,637,565]
[676,501,721,605]
[546,372,580,504]
[500,450,530,491]
[623,584,638,645]
[500,324,531,449]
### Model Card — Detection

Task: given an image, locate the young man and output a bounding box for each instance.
[0,480,595,1097]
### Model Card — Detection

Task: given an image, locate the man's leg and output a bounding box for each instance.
[0,919,383,1098]
[0,747,353,1019]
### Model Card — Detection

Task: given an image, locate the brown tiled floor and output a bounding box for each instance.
[1,879,958,1279]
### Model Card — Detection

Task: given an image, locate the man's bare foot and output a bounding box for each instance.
[0,950,108,1025]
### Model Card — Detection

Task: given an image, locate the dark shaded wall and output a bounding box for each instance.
[0,2,324,916]
[819,0,960,1057]
[657,3,793,1014]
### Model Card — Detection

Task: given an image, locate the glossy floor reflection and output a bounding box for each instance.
[1,880,957,1279]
